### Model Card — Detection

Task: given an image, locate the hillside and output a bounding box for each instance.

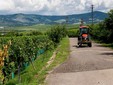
[0,11,108,26]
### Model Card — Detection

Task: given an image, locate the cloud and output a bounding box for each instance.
[0,0,14,10]
[0,0,113,15]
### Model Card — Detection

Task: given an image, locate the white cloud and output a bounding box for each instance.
[0,0,14,10]
[0,0,113,15]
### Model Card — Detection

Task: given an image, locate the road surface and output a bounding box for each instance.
[46,38,113,85]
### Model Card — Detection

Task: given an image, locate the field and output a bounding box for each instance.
[0,24,69,84]
[3,24,53,33]
[2,24,78,32]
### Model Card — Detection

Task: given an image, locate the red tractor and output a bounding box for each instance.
[78,26,92,47]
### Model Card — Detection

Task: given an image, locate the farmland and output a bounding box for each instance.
[1,24,52,33]
[0,24,69,85]
[3,24,78,31]
[0,10,112,84]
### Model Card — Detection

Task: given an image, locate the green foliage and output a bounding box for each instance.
[67,29,79,37]
[26,31,42,36]
[92,9,113,43]
[0,35,54,82]
[92,23,109,43]
[7,24,52,32]
[47,25,67,45]
[0,31,23,37]
[0,24,68,84]
[6,50,54,85]
[0,31,43,37]
[6,36,69,85]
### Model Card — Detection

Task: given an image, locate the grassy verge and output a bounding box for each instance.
[102,43,113,49]
[93,39,113,49]
[46,37,70,71]
[6,37,69,85]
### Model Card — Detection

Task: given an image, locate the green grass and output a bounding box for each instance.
[1,24,80,36]
[6,37,70,85]
[5,24,79,32]
[66,24,79,29]
[102,43,113,49]
[5,24,53,32]
[93,39,113,49]
[46,37,70,74]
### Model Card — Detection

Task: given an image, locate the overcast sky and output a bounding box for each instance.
[0,0,113,15]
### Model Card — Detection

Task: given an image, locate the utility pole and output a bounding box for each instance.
[65,16,69,28]
[80,19,84,26]
[91,4,94,26]
[65,16,69,24]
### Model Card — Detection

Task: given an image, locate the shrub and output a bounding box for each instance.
[47,25,67,45]
[26,31,43,36]
[91,9,113,43]
[67,29,79,37]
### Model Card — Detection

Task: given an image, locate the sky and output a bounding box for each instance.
[0,0,113,15]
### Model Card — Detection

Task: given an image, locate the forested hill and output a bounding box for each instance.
[0,11,108,26]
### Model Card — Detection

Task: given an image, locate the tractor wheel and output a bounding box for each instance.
[88,43,92,47]
[79,44,82,47]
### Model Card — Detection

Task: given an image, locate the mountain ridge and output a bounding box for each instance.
[0,11,108,26]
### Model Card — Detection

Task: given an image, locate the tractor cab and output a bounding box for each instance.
[80,26,89,34]
[78,26,92,47]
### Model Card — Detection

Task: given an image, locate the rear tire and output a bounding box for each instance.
[78,42,81,47]
[88,43,92,47]
[79,44,82,47]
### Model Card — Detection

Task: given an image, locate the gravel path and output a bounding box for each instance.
[46,38,113,85]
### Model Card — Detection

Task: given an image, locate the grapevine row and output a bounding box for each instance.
[0,25,67,84]
[0,35,54,83]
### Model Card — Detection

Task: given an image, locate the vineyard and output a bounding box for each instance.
[0,25,67,84]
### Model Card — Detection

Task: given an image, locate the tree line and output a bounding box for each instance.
[92,10,113,43]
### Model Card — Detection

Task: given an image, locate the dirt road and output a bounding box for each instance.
[46,38,113,85]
